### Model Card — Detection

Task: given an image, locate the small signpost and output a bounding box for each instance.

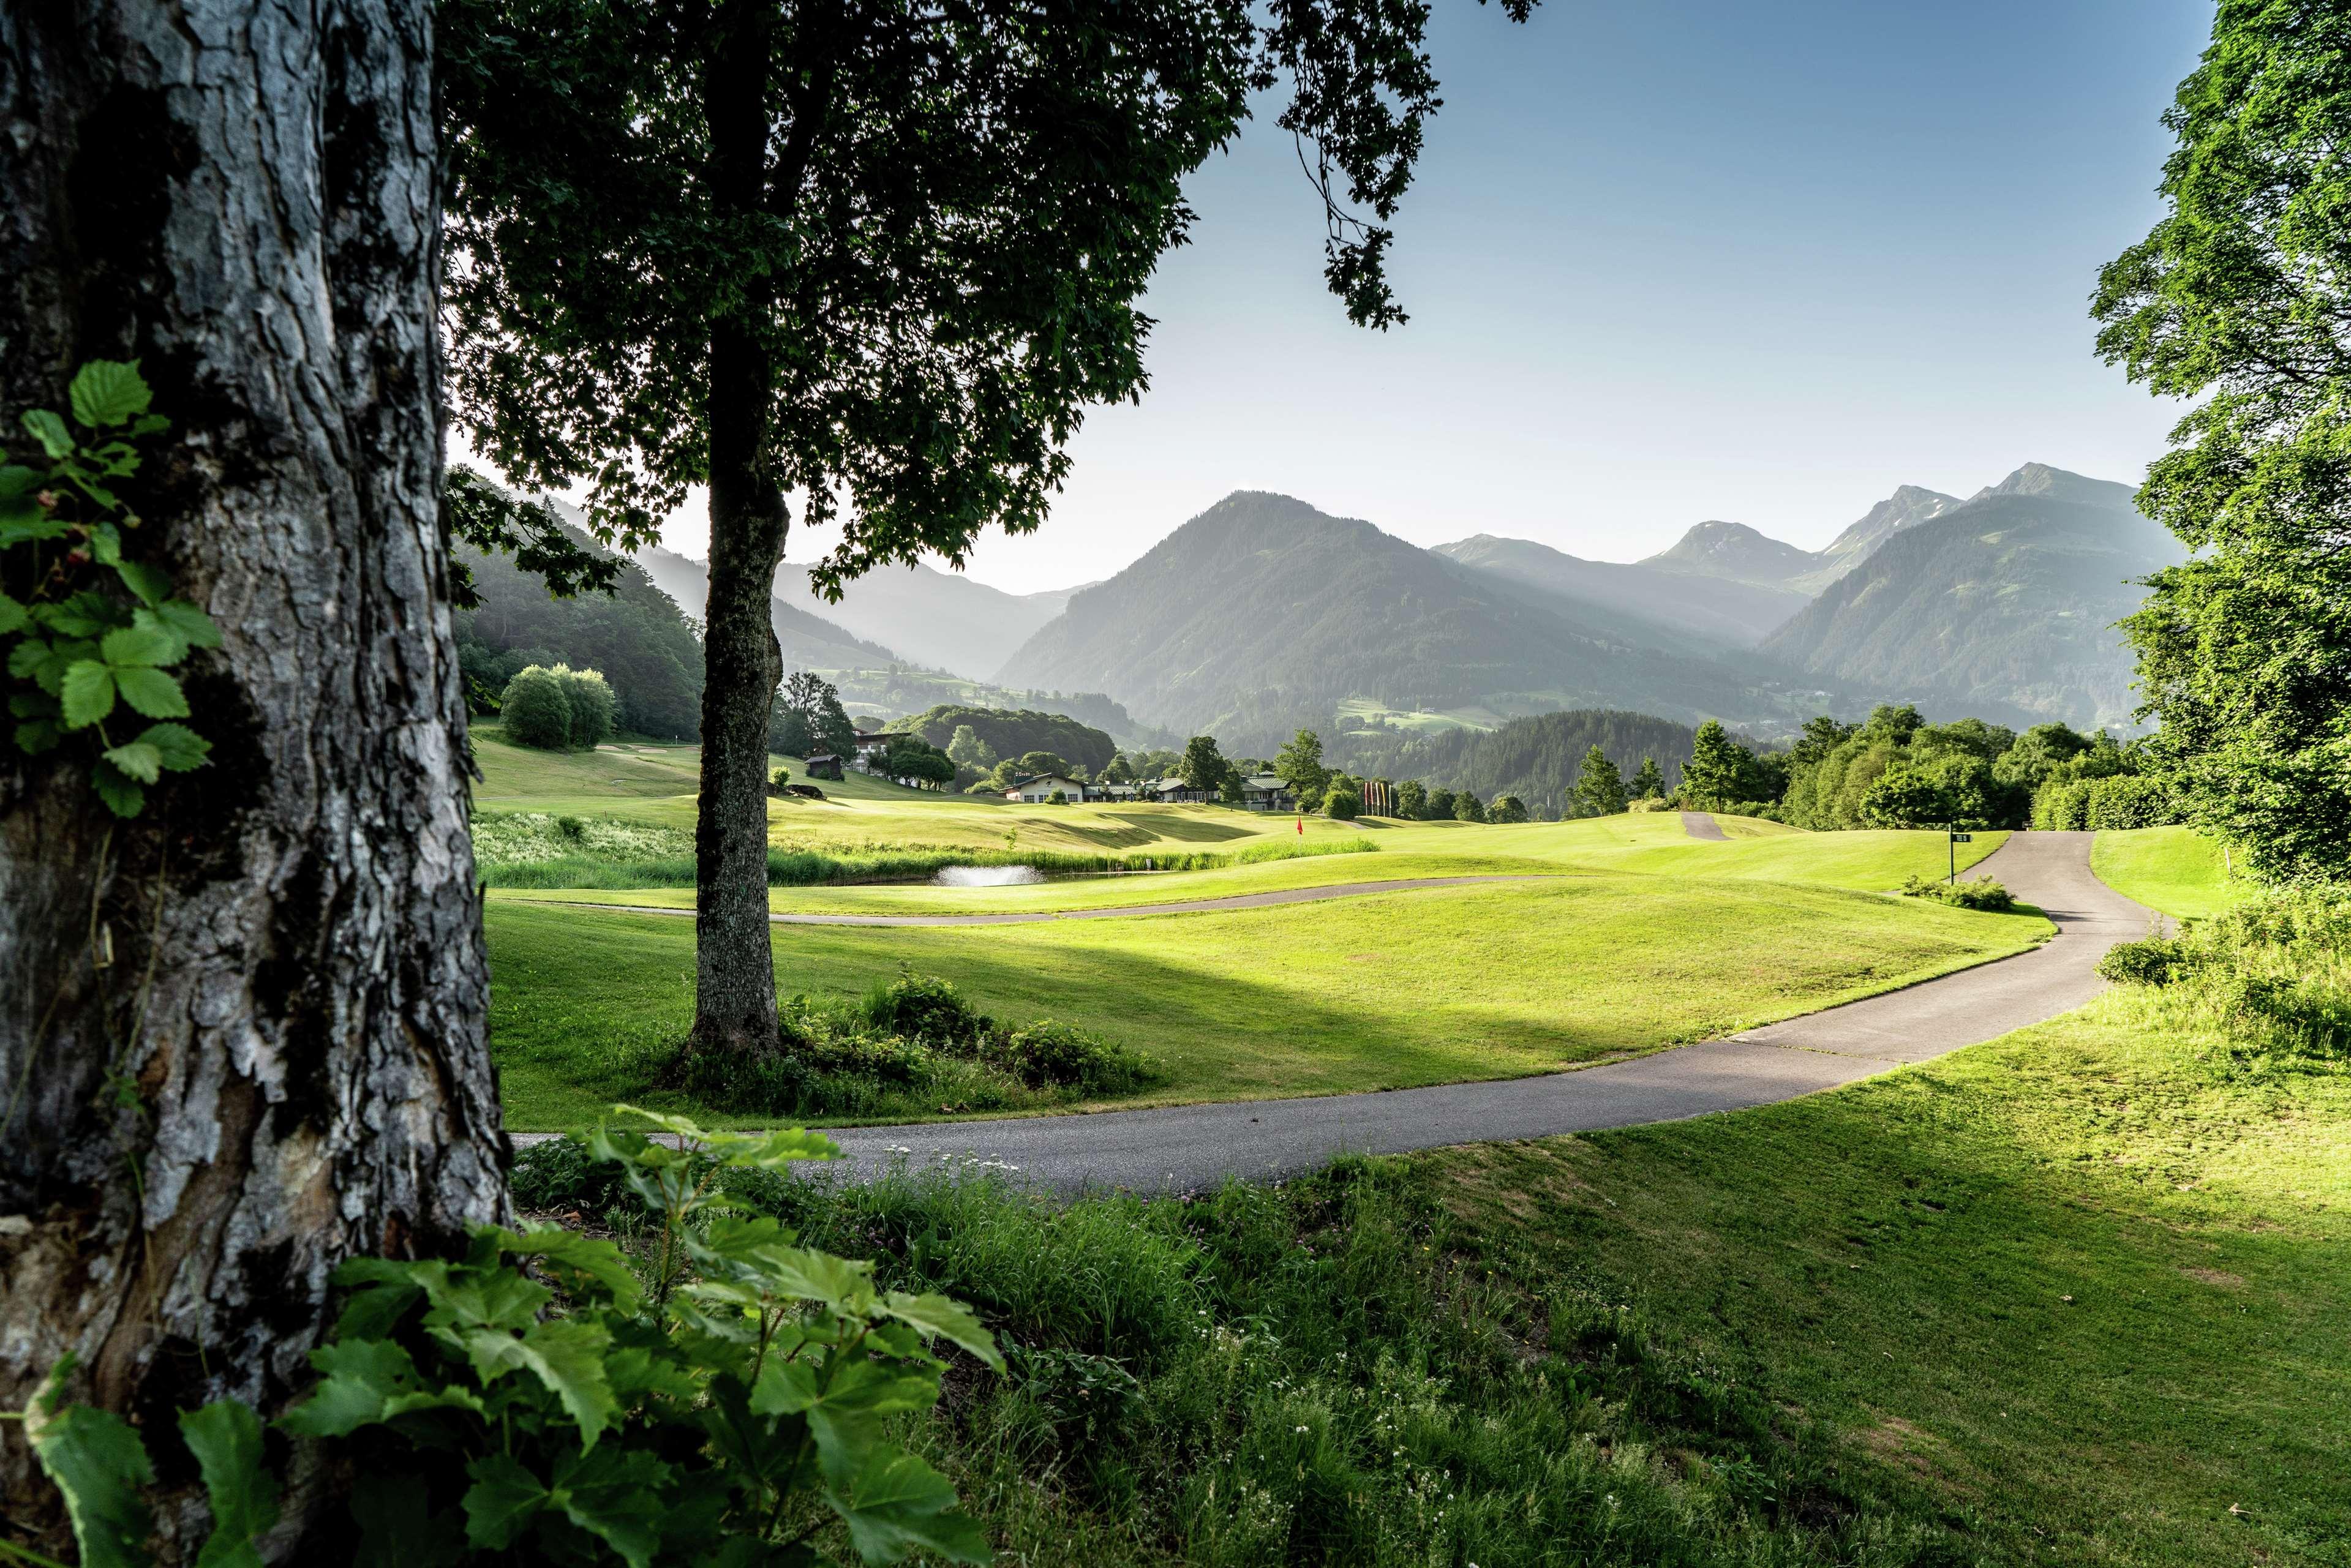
[1947,830,1974,883]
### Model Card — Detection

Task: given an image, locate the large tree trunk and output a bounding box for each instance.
[0,0,506,1555]
[690,0,786,1055]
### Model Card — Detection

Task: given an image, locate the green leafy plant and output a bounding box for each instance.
[2097,935,2188,987]
[18,1109,1001,1566]
[2,361,216,816]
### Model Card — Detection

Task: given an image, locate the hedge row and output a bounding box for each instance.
[2031,773,2174,831]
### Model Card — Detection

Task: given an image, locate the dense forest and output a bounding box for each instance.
[884,705,1118,774]
[456,531,704,740]
[1336,709,1699,819]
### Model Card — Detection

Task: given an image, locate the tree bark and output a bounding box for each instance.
[0,0,505,1555]
[690,0,787,1055]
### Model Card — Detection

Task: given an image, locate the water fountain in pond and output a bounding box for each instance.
[930,865,1047,887]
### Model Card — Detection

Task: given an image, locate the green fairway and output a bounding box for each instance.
[494,814,2008,915]
[472,724,1369,858]
[2093,825,2251,921]
[489,869,2047,1129]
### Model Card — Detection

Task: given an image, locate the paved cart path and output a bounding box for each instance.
[786,831,2153,1191]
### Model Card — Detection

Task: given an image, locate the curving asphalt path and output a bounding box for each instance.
[791,830,2159,1193]
[553,875,1553,928]
[1680,809,1729,841]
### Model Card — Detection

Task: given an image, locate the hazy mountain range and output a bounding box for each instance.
[991,491,1868,753]
[1756,465,2177,729]
[992,464,2176,745]
[770,561,1081,680]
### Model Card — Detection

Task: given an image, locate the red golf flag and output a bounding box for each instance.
[1296,816,1303,835]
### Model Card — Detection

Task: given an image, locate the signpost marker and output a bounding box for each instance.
[1947,830,1973,883]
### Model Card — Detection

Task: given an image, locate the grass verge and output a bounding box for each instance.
[2092,825,2251,921]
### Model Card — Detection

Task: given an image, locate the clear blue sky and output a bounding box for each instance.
[681,0,2216,593]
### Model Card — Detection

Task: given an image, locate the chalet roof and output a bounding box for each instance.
[804,753,843,764]
[1242,774,1287,790]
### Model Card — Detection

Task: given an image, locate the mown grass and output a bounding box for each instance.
[2092,825,2251,921]
[492,816,2006,915]
[481,828,1385,891]
[472,724,1371,853]
[518,975,2351,1566]
[487,872,2047,1129]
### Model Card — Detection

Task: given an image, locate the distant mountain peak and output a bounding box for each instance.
[1640,520,1819,586]
[1968,462,2139,510]
[1802,484,1963,591]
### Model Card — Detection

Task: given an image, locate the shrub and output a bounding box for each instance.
[864,969,993,1051]
[1322,787,1361,821]
[1898,873,2017,912]
[498,664,573,749]
[983,1020,1164,1095]
[2098,936,2187,986]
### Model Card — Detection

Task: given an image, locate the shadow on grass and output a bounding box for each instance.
[487,880,2037,1129]
[1428,1007,2351,1566]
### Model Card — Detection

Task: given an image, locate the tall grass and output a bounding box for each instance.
[512,1146,1978,1566]
[476,817,1382,890]
[2100,885,2351,1065]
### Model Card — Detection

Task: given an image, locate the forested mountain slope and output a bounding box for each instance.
[1757,465,2180,730]
[456,531,705,739]
[1336,709,1699,818]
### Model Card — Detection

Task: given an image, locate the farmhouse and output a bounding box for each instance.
[848,732,895,771]
[1007,773,1089,803]
[803,752,845,781]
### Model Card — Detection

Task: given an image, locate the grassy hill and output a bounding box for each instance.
[1759,465,2183,730]
[479,744,2345,1566]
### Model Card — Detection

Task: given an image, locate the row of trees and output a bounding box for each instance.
[1660,707,2156,833]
